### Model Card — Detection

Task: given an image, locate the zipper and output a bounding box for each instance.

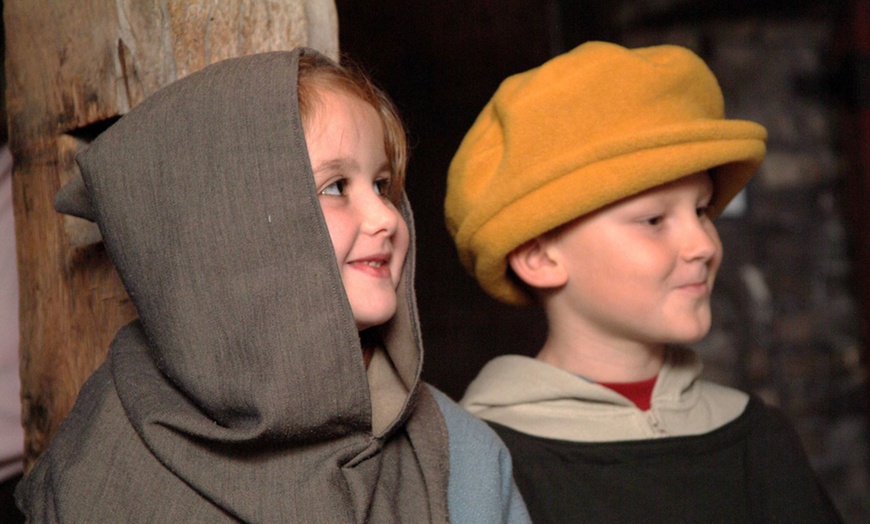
[645,409,668,436]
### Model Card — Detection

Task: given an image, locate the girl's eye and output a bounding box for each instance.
[321,179,347,197]
[696,205,711,218]
[644,215,663,226]
[374,178,391,196]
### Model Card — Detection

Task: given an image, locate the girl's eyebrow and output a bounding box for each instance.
[375,161,391,177]
[313,158,392,178]
[313,157,360,174]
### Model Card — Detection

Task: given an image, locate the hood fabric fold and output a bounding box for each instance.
[19,49,449,523]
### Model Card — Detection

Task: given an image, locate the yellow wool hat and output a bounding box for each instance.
[445,41,767,305]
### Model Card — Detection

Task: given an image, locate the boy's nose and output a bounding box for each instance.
[683,218,720,262]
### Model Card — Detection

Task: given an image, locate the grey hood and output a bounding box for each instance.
[18,49,449,523]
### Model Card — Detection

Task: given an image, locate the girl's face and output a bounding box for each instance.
[304,89,410,331]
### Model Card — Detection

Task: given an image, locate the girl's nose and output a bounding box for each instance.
[360,191,399,236]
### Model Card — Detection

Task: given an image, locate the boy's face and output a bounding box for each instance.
[545,171,722,348]
[305,89,409,331]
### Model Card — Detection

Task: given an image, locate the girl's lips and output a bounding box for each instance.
[348,255,392,278]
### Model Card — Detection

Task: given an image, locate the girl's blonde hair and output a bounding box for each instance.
[297,54,408,204]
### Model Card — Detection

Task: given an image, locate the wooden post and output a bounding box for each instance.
[4,0,338,469]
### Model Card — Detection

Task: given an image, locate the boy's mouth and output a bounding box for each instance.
[674,270,713,292]
[675,278,711,296]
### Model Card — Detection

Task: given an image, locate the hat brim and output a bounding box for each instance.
[467,128,766,305]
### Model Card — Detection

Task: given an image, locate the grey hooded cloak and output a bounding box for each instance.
[15,49,527,523]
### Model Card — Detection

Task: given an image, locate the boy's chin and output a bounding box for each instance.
[659,320,713,345]
[671,327,712,345]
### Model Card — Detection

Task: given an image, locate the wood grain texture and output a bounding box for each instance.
[5,0,338,469]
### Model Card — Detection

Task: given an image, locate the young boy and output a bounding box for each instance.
[16,49,529,523]
[446,41,842,522]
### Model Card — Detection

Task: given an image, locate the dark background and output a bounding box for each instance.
[336,0,554,397]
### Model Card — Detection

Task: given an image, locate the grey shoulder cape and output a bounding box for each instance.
[17,49,450,523]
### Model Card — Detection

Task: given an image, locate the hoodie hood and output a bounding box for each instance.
[19,49,449,523]
[461,346,748,442]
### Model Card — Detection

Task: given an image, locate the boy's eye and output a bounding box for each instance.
[321,179,347,196]
[696,206,711,218]
[644,215,663,226]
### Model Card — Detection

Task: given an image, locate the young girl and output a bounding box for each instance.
[16,48,528,523]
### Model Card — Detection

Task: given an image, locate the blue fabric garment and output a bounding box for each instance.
[428,386,531,524]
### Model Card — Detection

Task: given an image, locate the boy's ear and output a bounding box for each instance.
[508,237,568,290]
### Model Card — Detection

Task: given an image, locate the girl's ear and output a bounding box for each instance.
[508,236,568,290]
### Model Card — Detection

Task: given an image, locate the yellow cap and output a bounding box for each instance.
[445,41,767,305]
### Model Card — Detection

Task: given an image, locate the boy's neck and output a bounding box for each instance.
[536,330,665,383]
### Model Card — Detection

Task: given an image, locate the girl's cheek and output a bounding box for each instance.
[393,219,411,282]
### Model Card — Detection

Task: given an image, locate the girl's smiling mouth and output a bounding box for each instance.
[349,254,392,278]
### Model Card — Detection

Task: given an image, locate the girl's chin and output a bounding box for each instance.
[353,308,398,332]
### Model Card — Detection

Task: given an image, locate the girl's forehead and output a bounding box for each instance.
[305,91,380,141]
[303,88,376,131]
